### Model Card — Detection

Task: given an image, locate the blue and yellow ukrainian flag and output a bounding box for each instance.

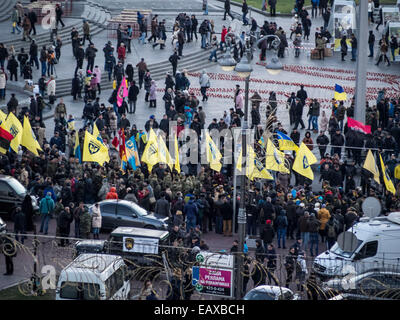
[74,132,82,163]
[124,136,141,170]
[276,131,299,152]
[334,84,347,101]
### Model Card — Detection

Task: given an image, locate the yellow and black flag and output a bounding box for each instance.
[141,128,159,173]
[82,130,110,166]
[292,142,317,180]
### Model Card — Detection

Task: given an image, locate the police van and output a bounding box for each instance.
[313,212,400,280]
[56,254,130,300]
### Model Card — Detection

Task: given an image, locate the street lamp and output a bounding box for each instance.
[219,33,283,299]
[219,50,237,72]
[257,35,284,75]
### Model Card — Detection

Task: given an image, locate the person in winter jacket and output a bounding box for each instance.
[255,239,265,263]
[106,187,118,199]
[199,69,210,102]
[325,216,338,249]
[39,192,55,234]
[307,213,321,256]
[260,219,275,249]
[149,80,157,108]
[285,247,297,287]
[317,203,331,243]
[79,207,92,239]
[295,251,308,291]
[58,206,73,246]
[276,209,288,249]
[184,196,198,232]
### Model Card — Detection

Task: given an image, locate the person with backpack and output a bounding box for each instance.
[39,192,55,235]
[325,216,338,249]
[276,209,288,249]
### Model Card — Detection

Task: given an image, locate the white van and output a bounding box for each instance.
[56,254,130,300]
[313,212,400,280]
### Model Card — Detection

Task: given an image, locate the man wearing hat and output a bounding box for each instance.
[260,219,275,250]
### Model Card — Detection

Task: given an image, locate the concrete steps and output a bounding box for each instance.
[0,0,16,23]
[54,49,222,96]
[3,1,111,53]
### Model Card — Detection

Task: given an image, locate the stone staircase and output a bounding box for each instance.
[54,49,223,97]
[2,1,111,53]
[0,0,17,23]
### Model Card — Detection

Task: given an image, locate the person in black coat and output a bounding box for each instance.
[71,73,82,100]
[22,194,34,232]
[294,99,305,130]
[169,50,180,77]
[260,220,275,249]
[7,56,18,81]
[251,259,267,287]
[265,243,278,285]
[128,81,139,114]
[58,206,73,247]
[13,207,26,244]
[125,63,134,83]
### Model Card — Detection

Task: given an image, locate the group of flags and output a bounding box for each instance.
[363,149,396,195]
[0,111,42,156]
[140,128,180,174]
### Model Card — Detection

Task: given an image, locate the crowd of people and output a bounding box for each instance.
[0,0,400,298]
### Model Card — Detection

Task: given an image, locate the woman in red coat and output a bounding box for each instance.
[106,187,118,199]
[117,43,126,63]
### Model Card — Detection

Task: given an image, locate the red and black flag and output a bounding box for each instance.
[0,126,13,154]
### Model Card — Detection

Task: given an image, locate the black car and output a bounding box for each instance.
[90,200,169,231]
[0,175,39,219]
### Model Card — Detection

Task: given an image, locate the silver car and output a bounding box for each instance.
[89,200,169,231]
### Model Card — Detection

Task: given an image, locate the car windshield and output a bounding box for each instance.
[129,201,148,216]
[7,178,26,196]
[330,240,363,258]
[60,282,100,300]
[244,290,275,300]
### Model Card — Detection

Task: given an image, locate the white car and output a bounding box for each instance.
[243,285,300,300]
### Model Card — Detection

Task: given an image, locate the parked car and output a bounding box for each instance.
[0,175,39,219]
[243,285,301,300]
[89,200,169,231]
[324,271,400,300]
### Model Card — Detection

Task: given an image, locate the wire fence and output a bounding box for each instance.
[2,232,400,300]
